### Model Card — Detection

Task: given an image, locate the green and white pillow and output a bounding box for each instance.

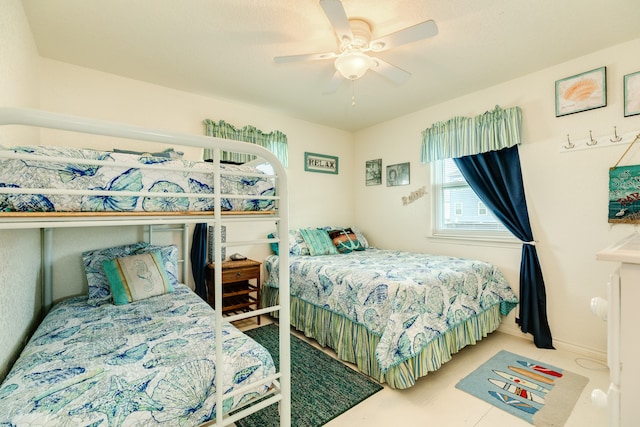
[103,251,174,305]
[299,228,338,256]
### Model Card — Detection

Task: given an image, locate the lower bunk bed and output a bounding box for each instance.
[262,227,519,389]
[0,282,275,426]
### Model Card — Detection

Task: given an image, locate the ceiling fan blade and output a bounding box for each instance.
[323,70,344,94]
[369,20,438,52]
[319,0,353,44]
[274,52,336,64]
[370,58,411,84]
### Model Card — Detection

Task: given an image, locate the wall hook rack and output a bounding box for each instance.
[560,127,640,153]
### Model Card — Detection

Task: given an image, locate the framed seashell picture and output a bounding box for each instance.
[624,70,640,117]
[555,66,606,117]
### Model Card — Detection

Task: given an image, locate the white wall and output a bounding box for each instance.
[0,0,42,380]
[353,38,640,357]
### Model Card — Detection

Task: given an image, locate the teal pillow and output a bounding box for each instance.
[268,232,279,255]
[299,228,338,256]
[103,251,174,305]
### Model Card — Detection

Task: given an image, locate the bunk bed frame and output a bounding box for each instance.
[0,107,291,427]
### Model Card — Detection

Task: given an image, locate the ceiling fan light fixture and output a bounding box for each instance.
[370,41,386,51]
[335,51,373,80]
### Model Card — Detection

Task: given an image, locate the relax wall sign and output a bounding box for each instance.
[304,152,339,174]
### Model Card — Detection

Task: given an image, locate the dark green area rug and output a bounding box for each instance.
[235,323,383,427]
[455,350,588,426]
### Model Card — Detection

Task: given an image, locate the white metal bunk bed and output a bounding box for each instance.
[0,107,291,427]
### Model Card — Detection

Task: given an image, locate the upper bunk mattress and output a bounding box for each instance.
[0,146,275,213]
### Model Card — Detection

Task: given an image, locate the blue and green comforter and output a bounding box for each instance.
[0,146,275,212]
[264,249,518,372]
[0,284,275,426]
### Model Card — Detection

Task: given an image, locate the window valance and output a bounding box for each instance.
[420,105,522,163]
[203,119,288,167]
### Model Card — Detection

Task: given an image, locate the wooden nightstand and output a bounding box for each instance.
[205,259,261,324]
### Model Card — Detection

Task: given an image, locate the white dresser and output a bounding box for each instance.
[593,233,640,427]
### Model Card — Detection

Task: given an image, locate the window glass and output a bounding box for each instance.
[432,158,511,239]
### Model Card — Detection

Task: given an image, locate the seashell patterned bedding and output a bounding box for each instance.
[262,248,519,389]
[0,146,275,214]
[0,284,275,426]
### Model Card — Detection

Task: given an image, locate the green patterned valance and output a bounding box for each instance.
[203,119,288,167]
[420,105,522,163]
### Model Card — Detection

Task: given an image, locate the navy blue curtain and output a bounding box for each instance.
[190,223,208,301]
[453,145,554,349]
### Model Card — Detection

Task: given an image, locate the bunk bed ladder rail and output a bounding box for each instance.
[208,145,291,426]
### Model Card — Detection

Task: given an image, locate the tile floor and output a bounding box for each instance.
[240,317,609,427]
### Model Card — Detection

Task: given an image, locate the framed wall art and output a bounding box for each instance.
[624,70,640,117]
[365,158,382,186]
[609,164,640,223]
[304,152,338,174]
[386,162,410,187]
[555,66,606,117]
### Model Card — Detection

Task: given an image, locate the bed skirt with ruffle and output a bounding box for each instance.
[262,285,514,389]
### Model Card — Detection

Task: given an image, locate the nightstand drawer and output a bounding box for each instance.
[222,266,260,283]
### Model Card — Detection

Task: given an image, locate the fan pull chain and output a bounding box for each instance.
[351,80,356,107]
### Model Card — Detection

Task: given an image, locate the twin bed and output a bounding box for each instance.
[262,227,519,389]
[1,282,275,426]
[0,108,291,426]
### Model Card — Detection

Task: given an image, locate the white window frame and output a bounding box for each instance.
[431,158,516,242]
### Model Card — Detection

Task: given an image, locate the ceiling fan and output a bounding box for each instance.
[274,0,438,93]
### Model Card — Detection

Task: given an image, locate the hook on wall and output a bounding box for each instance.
[610,126,623,143]
[563,134,575,149]
[560,127,640,153]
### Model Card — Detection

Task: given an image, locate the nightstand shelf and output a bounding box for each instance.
[205,259,261,324]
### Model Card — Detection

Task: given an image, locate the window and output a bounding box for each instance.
[432,158,511,239]
[478,202,488,216]
[253,161,274,176]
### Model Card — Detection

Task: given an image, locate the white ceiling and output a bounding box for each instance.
[22,0,640,132]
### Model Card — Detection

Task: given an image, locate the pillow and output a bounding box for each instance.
[299,228,338,256]
[288,229,311,256]
[268,229,311,256]
[349,226,370,249]
[267,233,279,255]
[82,242,150,306]
[113,148,184,159]
[134,244,179,287]
[328,228,365,253]
[103,251,174,305]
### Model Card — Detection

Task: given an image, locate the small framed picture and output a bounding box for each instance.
[365,159,382,186]
[304,152,338,174]
[386,162,410,187]
[555,66,607,117]
[624,71,640,117]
